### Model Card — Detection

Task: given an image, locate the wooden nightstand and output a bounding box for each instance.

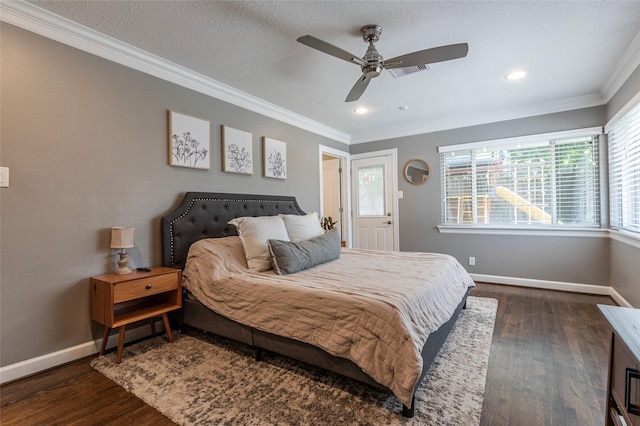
[90,267,181,364]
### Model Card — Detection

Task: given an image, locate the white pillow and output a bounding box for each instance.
[280,212,324,242]
[228,216,290,271]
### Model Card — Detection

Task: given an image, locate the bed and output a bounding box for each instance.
[161,192,474,417]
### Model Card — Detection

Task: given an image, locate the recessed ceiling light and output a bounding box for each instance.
[354,107,369,114]
[398,105,409,111]
[506,70,527,80]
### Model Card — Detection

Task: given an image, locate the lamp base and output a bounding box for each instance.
[115,249,133,275]
[115,266,133,275]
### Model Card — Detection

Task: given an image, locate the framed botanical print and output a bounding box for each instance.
[168,110,210,169]
[263,137,287,179]
[221,125,253,175]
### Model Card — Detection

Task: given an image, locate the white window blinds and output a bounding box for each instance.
[439,131,600,227]
[607,100,640,234]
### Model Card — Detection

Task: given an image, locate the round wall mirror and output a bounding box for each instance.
[404,159,430,184]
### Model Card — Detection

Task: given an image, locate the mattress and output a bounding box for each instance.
[181,236,475,406]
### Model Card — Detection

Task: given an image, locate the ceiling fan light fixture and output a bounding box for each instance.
[363,63,382,78]
[506,70,527,80]
[354,107,369,114]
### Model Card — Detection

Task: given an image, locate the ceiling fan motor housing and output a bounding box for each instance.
[362,43,383,77]
[361,25,384,78]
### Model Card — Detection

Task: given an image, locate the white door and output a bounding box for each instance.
[351,150,398,250]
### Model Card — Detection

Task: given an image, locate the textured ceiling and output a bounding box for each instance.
[24,1,640,143]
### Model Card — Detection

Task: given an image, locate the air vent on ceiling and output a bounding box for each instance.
[387,64,432,78]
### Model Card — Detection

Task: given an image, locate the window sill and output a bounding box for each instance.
[609,229,640,249]
[436,225,608,238]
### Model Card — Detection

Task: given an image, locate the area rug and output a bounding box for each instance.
[92,296,497,425]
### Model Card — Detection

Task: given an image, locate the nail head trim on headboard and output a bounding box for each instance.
[160,192,306,269]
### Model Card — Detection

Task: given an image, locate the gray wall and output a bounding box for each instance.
[610,240,640,307]
[606,64,640,122]
[351,108,611,287]
[0,24,347,367]
[605,64,640,307]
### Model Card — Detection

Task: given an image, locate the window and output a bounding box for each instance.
[607,100,640,235]
[439,129,601,228]
[357,165,385,216]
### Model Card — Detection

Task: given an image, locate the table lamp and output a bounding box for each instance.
[110,226,135,274]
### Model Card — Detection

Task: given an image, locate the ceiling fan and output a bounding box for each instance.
[297,25,469,102]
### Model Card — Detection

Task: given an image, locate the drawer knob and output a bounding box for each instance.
[145,284,152,290]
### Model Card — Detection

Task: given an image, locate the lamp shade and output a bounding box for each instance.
[110,227,135,249]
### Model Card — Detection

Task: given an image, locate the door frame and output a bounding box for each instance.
[351,148,399,250]
[318,145,351,247]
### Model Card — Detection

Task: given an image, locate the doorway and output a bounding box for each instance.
[319,145,350,247]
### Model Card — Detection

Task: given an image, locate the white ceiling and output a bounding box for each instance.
[12,1,640,143]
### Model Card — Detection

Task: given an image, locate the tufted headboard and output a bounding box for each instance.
[161,192,306,270]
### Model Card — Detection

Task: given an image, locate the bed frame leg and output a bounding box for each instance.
[402,397,415,418]
[254,347,262,362]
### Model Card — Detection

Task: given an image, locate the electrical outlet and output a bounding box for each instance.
[0,167,8,188]
[468,256,476,266]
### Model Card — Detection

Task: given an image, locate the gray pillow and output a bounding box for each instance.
[267,228,341,275]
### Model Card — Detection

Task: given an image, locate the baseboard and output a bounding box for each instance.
[609,287,634,308]
[470,273,633,307]
[0,320,165,385]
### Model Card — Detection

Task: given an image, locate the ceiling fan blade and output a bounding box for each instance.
[297,35,367,66]
[345,74,371,102]
[385,43,469,69]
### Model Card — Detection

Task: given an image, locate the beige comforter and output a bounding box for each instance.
[182,236,475,407]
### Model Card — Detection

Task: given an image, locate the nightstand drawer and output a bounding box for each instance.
[114,273,178,303]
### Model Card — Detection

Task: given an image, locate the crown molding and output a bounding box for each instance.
[350,93,605,144]
[0,1,351,144]
[600,28,640,102]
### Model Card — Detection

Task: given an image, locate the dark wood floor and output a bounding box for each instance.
[473,283,615,426]
[1,283,616,425]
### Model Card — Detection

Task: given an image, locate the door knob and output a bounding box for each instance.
[383,220,392,225]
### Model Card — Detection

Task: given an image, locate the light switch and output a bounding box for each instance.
[398,190,404,199]
[0,167,9,187]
